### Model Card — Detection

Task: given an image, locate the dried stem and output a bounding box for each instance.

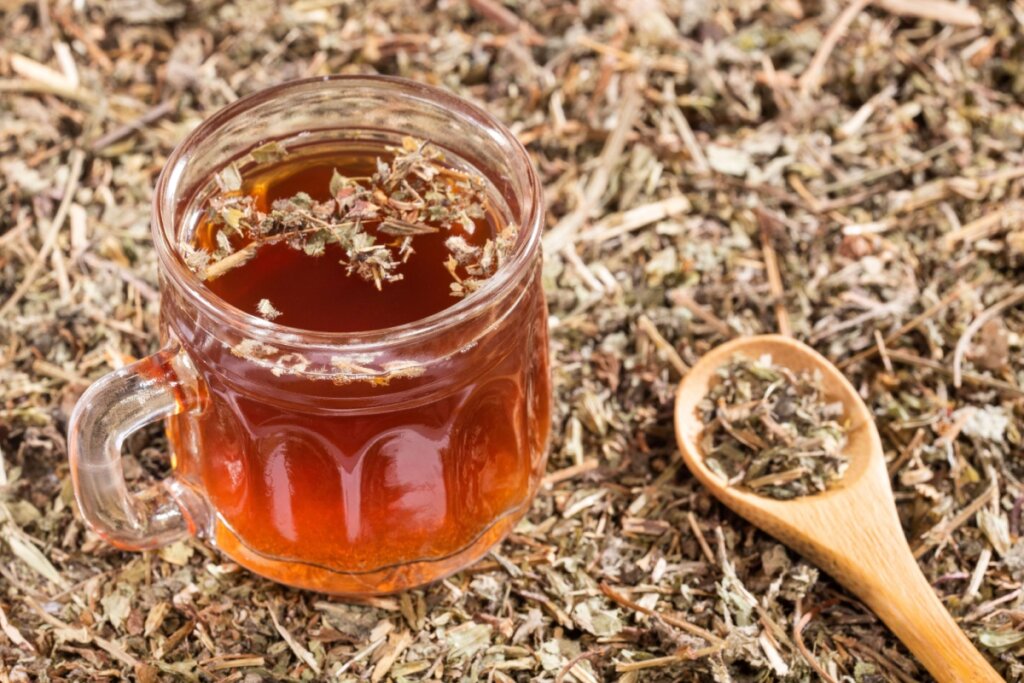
[799,0,872,97]
[874,0,981,27]
[0,149,84,317]
[792,600,841,683]
[952,286,1024,387]
[599,582,724,645]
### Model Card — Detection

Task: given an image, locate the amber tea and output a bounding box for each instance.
[163,138,550,592]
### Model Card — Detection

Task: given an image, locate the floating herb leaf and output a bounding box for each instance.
[184,137,517,307]
[257,298,281,321]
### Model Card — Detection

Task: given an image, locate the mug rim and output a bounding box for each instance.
[152,75,544,353]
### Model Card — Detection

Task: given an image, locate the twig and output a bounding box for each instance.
[0,604,34,653]
[832,634,920,683]
[665,103,710,175]
[636,315,689,375]
[31,359,88,387]
[555,646,610,683]
[837,84,896,139]
[561,244,605,294]
[336,635,387,675]
[269,604,321,674]
[543,74,643,253]
[51,9,114,72]
[964,547,992,601]
[799,0,873,97]
[821,139,958,194]
[204,241,267,280]
[966,587,1024,622]
[488,549,522,578]
[757,210,792,336]
[81,253,160,302]
[581,195,691,244]
[873,330,893,372]
[941,204,1024,251]
[91,98,178,152]
[686,511,717,566]
[543,458,600,487]
[912,480,997,559]
[885,349,1024,398]
[668,289,738,339]
[202,654,267,672]
[516,590,573,628]
[838,280,970,369]
[24,596,140,668]
[887,428,926,478]
[0,149,85,317]
[874,0,981,27]
[793,600,840,683]
[576,35,692,76]
[462,550,550,576]
[952,286,1024,388]
[9,53,77,94]
[599,582,723,645]
[0,214,33,249]
[466,0,543,43]
[614,654,685,671]
[0,78,97,104]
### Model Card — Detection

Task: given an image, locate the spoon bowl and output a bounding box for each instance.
[675,335,1002,683]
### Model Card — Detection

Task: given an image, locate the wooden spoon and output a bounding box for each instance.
[674,334,1002,683]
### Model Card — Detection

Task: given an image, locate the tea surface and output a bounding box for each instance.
[188,142,507,332]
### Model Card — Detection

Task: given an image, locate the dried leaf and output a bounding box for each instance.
[572,599,623,636]
[444,622,492,660]
[2,529,69,588]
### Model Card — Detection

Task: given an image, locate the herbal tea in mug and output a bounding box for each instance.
[68,77,550,594]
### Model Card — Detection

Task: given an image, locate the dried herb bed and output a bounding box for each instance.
[2,0,1024,680]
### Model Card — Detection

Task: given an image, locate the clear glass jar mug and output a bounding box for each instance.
[67,76,551,594]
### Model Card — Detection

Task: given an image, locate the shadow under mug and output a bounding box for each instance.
[67,76,551,594]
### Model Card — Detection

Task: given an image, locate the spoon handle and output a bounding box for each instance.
[836,517,1002,683]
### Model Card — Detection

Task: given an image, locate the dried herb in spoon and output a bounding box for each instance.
[698,354,850,500]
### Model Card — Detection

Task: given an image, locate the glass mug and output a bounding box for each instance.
[68,76,551,594]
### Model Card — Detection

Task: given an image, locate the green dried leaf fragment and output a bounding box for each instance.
[100,587,134,630]
[214,230,233,257]
[214,162,242,192]
[179,241,211,278]
[978,629,1024,653]
[303,231,328,256]
[219,207,245,231]
[572,599,623,636]
[977,508,1011,557]
[250,140,288,164]
[329,169,351,197]
[444,622,492,661]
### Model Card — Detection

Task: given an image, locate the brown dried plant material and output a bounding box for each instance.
[699,355,850,500]
[3,0,1024,681]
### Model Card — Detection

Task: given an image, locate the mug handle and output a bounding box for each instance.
[68,344,211,550]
